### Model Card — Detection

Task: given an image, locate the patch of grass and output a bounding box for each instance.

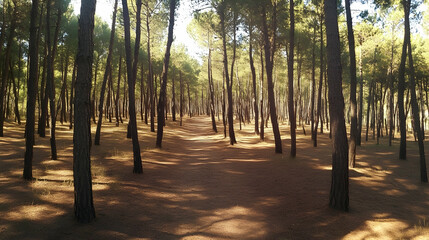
[414,217,429,233]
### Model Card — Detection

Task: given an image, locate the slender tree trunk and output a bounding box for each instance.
[288,0,295,156]
[94,0,118,145]
[314,14,324,147]
[357,46,363,146]
[260,48,264,140]
[365,83,372,141]
[146,3,155,133]
[0,2,17,136]
[46,1,63,160]
[73,0,96,223]
[325,0,349,211]
[156,0,176,148]
[310,26,316,141]
[69,61,76,129]
[123,0,143,173]
[208,31,217,132]
[398,1,408,160]
[261,3,282,153]
[180,71,183,126]
[172,69,176,121]
[24,0,40,180]
[248,23,259,135]
[218,2,237,144]
[10,61,21,125]
[115,55,122,126]
[403,0,427,182]
[345,0,357,167]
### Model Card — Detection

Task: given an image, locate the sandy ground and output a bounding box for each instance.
[0,116,428,240]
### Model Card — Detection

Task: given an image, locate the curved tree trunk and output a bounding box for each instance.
[156,0,177,148]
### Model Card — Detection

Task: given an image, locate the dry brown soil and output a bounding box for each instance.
[0,116,428,239]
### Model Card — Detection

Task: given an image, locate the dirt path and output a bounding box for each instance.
[1,116,429,239]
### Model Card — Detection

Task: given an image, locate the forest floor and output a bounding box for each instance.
[0,115,429,240]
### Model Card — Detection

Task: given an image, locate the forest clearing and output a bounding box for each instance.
[2,0,429,238]
[1,116,429,239]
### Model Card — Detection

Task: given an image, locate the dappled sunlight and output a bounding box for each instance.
[344,218,409,240]
[175,206,267,238]
[4,204,65,221]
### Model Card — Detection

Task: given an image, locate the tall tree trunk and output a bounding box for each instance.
[46,1,63,160]
[180,71,183,126]
[218,1,237,145]
[123,0,143,173]
[10,61,21,125]
[156,0,176,148]
[345,0,357,167]
[357,46,363,146]
[73,0,96,223]
[398,0,408,160]
[310,25,316,141]
[403,0,427,182]
[208,31,217,133]
[288,0,295,156]
[94,0,118,145]
[248,22,259,135]
[325,0,349,211]
[0,2,17,136]
[314,14,324,147]
[146,3,155,132]
[260,48,264,140]
[24,0,40,180]
[172,68,176,121]
[365,83,372,141]
[262,3,282,153]
[69,61,76,129]
[115,55,122,126]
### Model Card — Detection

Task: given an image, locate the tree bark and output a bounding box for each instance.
[73,0,96,223]
[156,0,177,148]
[345,0,357,167]
[123,0,143,173]
[24,0,40,180]
[288,0,295,156]
[325,0,349,211]
[262,3,282,153]
[94,0,118,145]
[218,1,236,145]
[0,2,17,137]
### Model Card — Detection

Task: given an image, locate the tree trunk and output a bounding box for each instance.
[24,0,40,180]
[10,61,21,125]
[248,22,259,135]
[218,2,237,145]
[146,3,155,133]
[357,46,363,146]
[73,0,96,223]
[314,14,324,147]
[123,0,143,173]
[345,0,357,167]
[69,61,76,129]
[325,0,349,211]
[115,55,122,126]
[403,0,427,182]
[208,31,217,133]
[94,0,118,145]
[261,3,282,153]
[310,25,316,141]
[46,1,63,160]
[260,48,264,140]
[180,71,183,126]
[156,0,177,148]
[287,0,295,156]
[0,2,17,137]
[172,69,176,121]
